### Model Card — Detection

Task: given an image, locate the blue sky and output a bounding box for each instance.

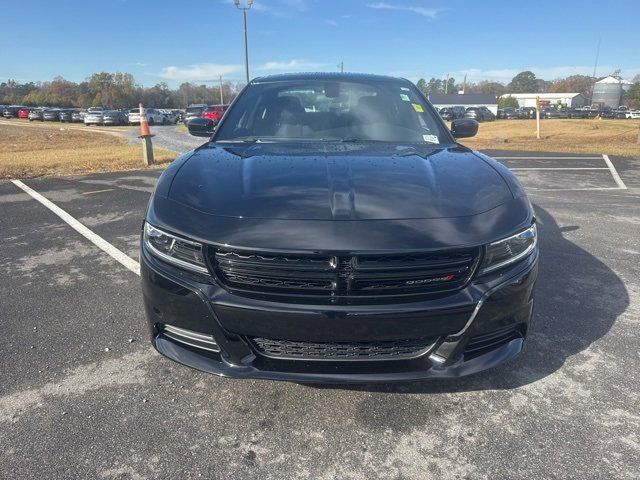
[2,0,639,87]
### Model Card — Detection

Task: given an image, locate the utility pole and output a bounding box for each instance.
[233,0,253,84]
[589,37,601,106]
[535,96,541,140]
[338,62,344,73]
[445,74,449,94]
[219,75,224,104]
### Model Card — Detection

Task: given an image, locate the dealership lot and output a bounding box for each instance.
[1,151,639,479]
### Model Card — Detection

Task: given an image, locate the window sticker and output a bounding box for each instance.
[412,103,424,113]
[400,94,410,101]
[400,87,410,91]
[423,134,439,144]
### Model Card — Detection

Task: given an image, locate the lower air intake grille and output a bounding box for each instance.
[250,337,437,360]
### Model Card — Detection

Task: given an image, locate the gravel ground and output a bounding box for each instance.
[1,151,639,479]
[124,124,205,156]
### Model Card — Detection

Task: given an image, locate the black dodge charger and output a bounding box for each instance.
[141,73,538,383]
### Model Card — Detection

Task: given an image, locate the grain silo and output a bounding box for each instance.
[592,76,633,108]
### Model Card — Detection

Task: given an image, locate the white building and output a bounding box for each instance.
[499,93,586,108]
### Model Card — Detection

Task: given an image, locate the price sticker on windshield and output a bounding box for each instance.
[412,103,424,113]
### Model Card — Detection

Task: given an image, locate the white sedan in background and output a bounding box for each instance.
[128,108,167,125]
[625,110,640,119]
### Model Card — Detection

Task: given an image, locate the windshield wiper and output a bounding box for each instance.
[221,137,263,143]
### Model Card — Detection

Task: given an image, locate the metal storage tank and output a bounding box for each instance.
[592,76,625,108]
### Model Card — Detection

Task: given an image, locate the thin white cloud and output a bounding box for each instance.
[454,65,640,83]
[160,63,241,81]
[366,2,440,19]
[326,19,338,27]
[257,59,329,71]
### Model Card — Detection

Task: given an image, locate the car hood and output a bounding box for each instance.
[165,143,515,221]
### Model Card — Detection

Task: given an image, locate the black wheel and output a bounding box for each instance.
[148,118,155,126]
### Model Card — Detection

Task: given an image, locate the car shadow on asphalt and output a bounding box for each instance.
[310,204,629,394]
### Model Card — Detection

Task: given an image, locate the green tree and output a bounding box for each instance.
[548,75,593,99]
[508,71,538,93]
[625,82,640,109]
[416,78,428,95]
[498,95,519,108]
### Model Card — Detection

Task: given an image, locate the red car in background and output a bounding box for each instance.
[18,107,30,119]
[201,104,228,125]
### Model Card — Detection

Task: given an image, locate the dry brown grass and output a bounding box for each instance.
[0,123,175,179]
[459,119,640,157]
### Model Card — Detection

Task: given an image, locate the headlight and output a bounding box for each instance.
[479,224,537,274]
[143,223,209,274]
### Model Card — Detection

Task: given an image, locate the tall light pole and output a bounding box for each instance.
[234,0,253,84]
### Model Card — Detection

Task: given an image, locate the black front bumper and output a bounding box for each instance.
[140,242,537,383]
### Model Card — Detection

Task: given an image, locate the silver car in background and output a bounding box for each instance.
[84,110,104,125]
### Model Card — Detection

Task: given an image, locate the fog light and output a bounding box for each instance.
[162,325,220,352]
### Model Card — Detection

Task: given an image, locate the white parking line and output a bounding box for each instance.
[493,156,603,160]
[510,167,609,171]
[602,154,628,190]
[11,179,141,276]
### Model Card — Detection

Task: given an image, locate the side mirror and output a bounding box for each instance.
[451,118,478,138]
[187,118,216,137]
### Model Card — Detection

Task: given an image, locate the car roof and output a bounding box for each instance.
[251,72,411,85]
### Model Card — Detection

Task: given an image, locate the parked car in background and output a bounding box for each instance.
[128,107,166,125]
[102,110,128,125]
[72,110,86,122]
[497,107,521,119]
[18,107,30,119]
[464,106,495,122]
[42,109,61,121]
[84,110,104,125]
[437,106,465,121]
[201,104,229,125]
[59,109,78,122]
[625,110,640,119]
[541,108,568,119]
[183,104,208,123]
[28,108,44,121]
[159,109,180,124]
[2,106,23,118]
[566,108,589,119]
[518,107,536,119]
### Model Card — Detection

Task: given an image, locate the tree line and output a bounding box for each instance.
[0,72,242,109]
[2,70,640,110]
[417,70,640,108]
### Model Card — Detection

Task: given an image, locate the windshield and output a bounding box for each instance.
[215,79,449,144]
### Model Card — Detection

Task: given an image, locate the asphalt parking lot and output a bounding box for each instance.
[1,149,639,479]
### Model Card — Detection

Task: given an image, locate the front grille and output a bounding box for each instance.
[211,248,480,299]
[250,337,437,360]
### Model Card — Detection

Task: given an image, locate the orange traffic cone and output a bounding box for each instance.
[138,103,155,138]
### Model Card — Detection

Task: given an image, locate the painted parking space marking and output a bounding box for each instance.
[11,179,141,276]
[509,167,610,171]
[82,188,115,195]
[492,153,628,192]
[602,154,627,189]
[493,156,603,160]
